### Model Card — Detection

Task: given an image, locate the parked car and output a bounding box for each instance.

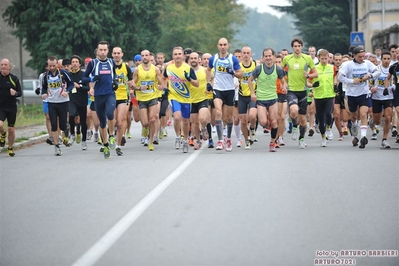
[20,79,42,105]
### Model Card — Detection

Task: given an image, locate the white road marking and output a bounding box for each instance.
[72,149,204,266]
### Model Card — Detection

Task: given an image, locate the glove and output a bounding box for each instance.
[90,75,101,82]
[206,83,213,92]
[312,81,320,88]
[35,87,40,95]
[184,70,191,81]
[383,88,389,96]
[226,67,234,76]
[334,84,339,93]
[112,79,118,91]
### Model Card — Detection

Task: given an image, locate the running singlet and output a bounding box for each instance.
[282,54,315,92]
[114,62,130,101]
[190,66,207,103]
[44,69,72,103]
[165,63,193,103]
[208,53,241,91]
[239,61,256,96]
[135,64,158,102]
[372,65,393,100]
[256,64,278,101]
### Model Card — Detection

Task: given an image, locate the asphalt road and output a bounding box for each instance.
[1,123,398,266]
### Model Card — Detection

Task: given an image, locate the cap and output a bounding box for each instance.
[184,48,193,55]
[62,58,71,66]
[316,49,324,56]
[134,54,142,61]
[352,47,365,55]
[84,57,92,64]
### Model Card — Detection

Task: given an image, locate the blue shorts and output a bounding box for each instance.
[42,101,49,114]
[170,100,191,119]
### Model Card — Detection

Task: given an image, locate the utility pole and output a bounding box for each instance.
[19,37,24,106]
[348,0,356,32]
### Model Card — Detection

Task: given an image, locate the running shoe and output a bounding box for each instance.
[99,146,104,152]
[225,138,232,152]
[116,147,123,156]
[263,127,270,134]
[94,132,99,142]
[359,136,368,149]
[269,142,277,152]
[81,141,87,150]
[396,136,399,144]
[216,140,224,150]
[143,138,149,146]
[251,130,258,142]
[163,128,168,137]
[298,138,306,149]
[188,137,195,146]
[287,121,293,133]
[63,137,70,147]
[153,136,159,145]
[175,137,181,149]
[54,145,62,156]
[140,137,145,144]
[97,137,102,145]
[142,127,148,138]
[244,140,251,150]
[126,132,132,139]
[46,138,54,145]
[109,136,116,149]
[350,123,358,136]
[321,138,327,147]
[167,119,172,126]
[201,127,209,141]
[371,133,377,140]
[87,130,93,140]
[392,127,398,137]
[338,133,343,141]
[277,136,285,146]
[121,136,126,146]
[375,125,380,134]
[236,139,242,147]
[208,139,214,148]
[76,133,82,144]
[8,147,15,157]
[326,129,334,140]
[68,135,75,146]
[103,146,110,159]
[291,127,298,141]
[315,124,320,134]
[194,141,202,150]
[352,137,359,147]
[182,140,189,153]
[381,139,391,149]
[308,128,314,137]
[159,129,164,139]
[343,127,349,135]
[148,143,155,151]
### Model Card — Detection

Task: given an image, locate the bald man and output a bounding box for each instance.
[0,58,22,157]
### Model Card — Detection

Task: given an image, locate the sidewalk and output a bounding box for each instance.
[1,123,49,152]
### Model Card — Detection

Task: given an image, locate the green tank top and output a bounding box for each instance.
[256,64,278,101]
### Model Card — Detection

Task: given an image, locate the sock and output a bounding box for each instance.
[215,120,223,140]
[299,125,306,139]
[360,125,367,138]
[271,127,278,139]
[207,123,212,139]
[227,122,233,139]
[234,124,241,141]
[292,118,298,128]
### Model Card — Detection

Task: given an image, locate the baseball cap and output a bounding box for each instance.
[134,54,142,61]
[352,47,365,55]
[184,48,193,55]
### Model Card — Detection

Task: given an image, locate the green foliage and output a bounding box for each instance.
[3,0,160,74]
[271,0,351,54]
[232,8,296,58]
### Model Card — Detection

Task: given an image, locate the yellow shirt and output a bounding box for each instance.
[135,64,158,102]
[115,62,129,100]
[239,61,257,96]
[166,63,192,103]
[190,66,207,103]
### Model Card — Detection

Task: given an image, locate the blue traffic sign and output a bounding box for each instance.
[350,32,364,46]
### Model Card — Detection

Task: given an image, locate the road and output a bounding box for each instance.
[1,122,398,266]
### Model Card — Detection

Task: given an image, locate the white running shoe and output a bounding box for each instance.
[291,127,298,141]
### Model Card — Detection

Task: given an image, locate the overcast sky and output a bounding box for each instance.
[236,0,291,17]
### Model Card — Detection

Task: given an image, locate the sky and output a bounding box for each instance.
[236,0,291,18]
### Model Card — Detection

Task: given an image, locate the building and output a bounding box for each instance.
[357,0,399,51]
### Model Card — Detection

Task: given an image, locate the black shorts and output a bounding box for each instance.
[277,94,287,103]
[394,90,399,107]
[0,106,17,127]
[116,99,129,106]
[334,95,346,110]
[286,91,307,115]
[214,90,235,106]
[191,100,209,114]
[347,94,370,113]
[90,101,96,111]
[238,95,256,114]
[372,99,393,113]
[208,99,215,109]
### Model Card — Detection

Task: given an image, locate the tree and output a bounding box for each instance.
[271,0,351,54]
[3,0,160,74]
[155,0,247,58]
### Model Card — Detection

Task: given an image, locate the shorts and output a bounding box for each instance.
[372,99,392,113]
[191,100,209,114]
[213,90,235,106]
[116,99,129,106]
[42,101,49,114]
[90,101,96,111]
[347,94,370,113]
[69,101,79,117]
[277,94,287,103]
[0,106,17,127]
[238,95,256,114]
[138,98,158,109]
[393,90,399,107]
[334,94,346,109]
[208,99,215,109]
[257,99,277,109]
[170,100,191,119]
[286,91,308,115]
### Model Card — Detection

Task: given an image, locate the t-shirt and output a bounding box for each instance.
[135,64,158,102]
[282,53,315,92]
[190,66,207,103]
[372,65,393,100]
[164,63,197,103]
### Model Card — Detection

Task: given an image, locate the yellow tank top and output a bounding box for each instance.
[190,66,207,103]
[115,62,129,100]
[135,64,158,102]
[239,61,256,96]
[166,63,192,103]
